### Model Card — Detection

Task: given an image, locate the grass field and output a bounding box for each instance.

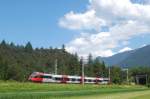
[0,81,149,99]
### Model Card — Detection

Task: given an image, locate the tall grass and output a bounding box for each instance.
[0,81,148,99]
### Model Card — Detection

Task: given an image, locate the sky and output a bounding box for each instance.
[0,0,150,57]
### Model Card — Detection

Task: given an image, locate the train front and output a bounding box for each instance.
[28,72,43,83]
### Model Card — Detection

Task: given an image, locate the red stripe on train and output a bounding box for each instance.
[31,78,43,82]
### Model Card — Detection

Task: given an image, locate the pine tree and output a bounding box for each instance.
[62,44,65,52]
[86,53,93,76]
[0,40,7,48]
[25,42,33,53]
[92,58,103,77]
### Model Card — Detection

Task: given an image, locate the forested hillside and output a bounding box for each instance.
[99,50,134,66]
[119,45,150,67]
[2,40,150,84]
[0,40,106,81]
[99,45,150,67]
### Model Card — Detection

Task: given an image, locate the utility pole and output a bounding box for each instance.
[81,57,84,85]
[55,59,58,75]
[127,68,129,83]
[108,67,111,84]
[123,68,129,84]
[146,74,148,85]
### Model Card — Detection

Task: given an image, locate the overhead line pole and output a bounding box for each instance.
[122,68,129,84]
[127,68,129,83]
[81,57,84,85]
[108,67,111,84]
[146,74,148,85]
[55,59,58,75]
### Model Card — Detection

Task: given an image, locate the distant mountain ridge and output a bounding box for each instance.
[98,45,150,67]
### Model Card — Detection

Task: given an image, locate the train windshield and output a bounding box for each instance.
[30,72,38,77]
[29,72,43,78]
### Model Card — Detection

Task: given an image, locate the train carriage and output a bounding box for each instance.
[29,72,109,84]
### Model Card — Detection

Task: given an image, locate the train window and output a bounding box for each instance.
[34,75,42,78]
[71,78,76,81]
[43,76,52,79]
[77,79,81,82]
[104,80,108,82]
[98,80,102,82]
[88,80,92,82]
[55,77,61,80]
[84,79,87,82]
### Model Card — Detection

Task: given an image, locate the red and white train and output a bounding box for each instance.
[29,72,110,84]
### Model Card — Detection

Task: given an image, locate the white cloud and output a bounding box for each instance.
[122,41,129,45]
[66,32,115,57]
[119,47,133,53]
[59,10,106,31]
[90,0,150,27]
[59,0,150,57]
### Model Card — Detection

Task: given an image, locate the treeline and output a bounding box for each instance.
[0,40,150,85]
[109,66,150,85]
[0,40,108,82]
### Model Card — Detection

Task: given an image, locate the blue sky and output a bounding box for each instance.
[0,0,150,57]
[0,0,88,48]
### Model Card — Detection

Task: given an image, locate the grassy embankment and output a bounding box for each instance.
[0,81,149,99]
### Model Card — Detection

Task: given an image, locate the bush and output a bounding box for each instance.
[146,83,150,88]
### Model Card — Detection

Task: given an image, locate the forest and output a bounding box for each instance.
[0,40,150,85]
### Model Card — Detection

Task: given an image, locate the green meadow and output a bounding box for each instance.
[0,81,149,99]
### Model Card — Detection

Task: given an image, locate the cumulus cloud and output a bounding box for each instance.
[59,0,150,57]
[66,32,115,57]
[59,10,106,31]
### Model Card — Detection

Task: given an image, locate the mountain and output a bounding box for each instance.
[99,50,134,66]
[99,45,150,67]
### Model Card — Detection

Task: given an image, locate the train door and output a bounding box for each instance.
[61,75,69,83]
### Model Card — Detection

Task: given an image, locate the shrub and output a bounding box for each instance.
[146,83,150,88]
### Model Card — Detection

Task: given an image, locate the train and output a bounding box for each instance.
[29,72,110,84]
